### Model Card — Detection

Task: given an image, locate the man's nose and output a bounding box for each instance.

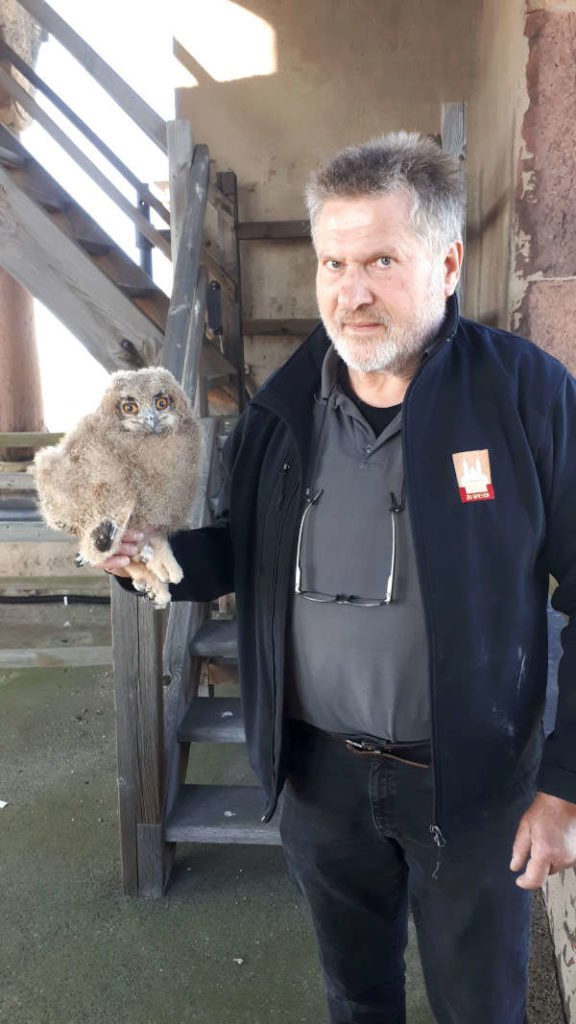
[337,269,374,310]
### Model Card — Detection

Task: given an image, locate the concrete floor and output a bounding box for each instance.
[0,600,566,1024]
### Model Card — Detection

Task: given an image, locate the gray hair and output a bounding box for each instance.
[305,131,465,258]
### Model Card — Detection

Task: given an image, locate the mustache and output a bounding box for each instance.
[336,311,392,326]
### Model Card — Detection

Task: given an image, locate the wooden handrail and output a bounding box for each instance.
[161,144,210,378]
[0,65,171,259]
[0,39,170,226]
[15,0,167,153]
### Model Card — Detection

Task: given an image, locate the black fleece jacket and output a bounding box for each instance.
[119,296,576,833]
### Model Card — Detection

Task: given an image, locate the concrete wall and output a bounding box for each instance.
[175,0,480,386]
[464,0,528,327]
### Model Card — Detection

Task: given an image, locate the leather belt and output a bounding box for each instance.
[291,721,432,769]
[341,736,431,769]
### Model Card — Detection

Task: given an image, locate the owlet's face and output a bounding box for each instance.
[118,389,178,435]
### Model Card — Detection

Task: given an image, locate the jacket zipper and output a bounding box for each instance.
[262,465,300,822]
[402,348,453,865]
[276,461,291,510]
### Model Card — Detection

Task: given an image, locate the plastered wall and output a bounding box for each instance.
[175,0,480,386]
[464,0,528,327]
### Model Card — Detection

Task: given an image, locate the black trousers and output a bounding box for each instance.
[280,721,534,1024]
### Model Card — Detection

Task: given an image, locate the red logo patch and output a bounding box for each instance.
[452,450,495,503]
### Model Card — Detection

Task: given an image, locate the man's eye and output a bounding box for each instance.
[376,256,392,268]
[325,260,342,271]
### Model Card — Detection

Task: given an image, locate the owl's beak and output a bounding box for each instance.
[143,409,159,433]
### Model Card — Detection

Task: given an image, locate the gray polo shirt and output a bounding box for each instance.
[286,346,431,742]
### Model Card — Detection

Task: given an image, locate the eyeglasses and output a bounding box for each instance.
[294,487,404,607]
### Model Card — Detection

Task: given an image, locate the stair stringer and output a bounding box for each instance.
[0,163,163,371]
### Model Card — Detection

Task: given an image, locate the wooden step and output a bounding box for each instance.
[178,696,245,743]
[76,237,112,257]
[160,220,312,244]
[190,617,238,662]
[118,282,156,299]
[200,341,237,383]
[0,472,37,493]
[237,220,310,241]
[164,784,280,844]
[243,318,318,336]
[23,183,69,213]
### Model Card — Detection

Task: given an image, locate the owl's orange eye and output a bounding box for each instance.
[155,396,170,411]
[122,401,138,415]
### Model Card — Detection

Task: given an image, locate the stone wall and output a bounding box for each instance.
[514,2,576,375]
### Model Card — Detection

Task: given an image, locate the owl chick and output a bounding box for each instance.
[32,367,201,608]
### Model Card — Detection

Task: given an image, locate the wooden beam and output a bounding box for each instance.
[0,431,62,447]
[441,102,467,311]
[0,164,163,372]
[0,66,171,258]
[15,0,167,153]
[0,575,110,597]
[243,318,318,336]
[238,220,310,241]
[0,522,73,542]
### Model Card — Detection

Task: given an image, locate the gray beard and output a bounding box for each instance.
[323,285,448,377]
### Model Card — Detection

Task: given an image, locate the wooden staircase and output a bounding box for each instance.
[0,0,286,897]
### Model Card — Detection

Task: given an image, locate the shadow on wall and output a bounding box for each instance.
[172,0,481,221]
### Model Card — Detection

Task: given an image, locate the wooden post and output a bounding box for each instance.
[111,583,166,897]
[161,144,210,383]
[216,171,245,410]
[167,120,194,266]
[441,102,467,313]
[0,268,44,462]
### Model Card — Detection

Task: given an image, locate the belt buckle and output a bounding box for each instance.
[345,738,385,755]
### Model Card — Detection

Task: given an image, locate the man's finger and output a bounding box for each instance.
[510,818,532,872]
[101,556,131,576]
[514,854,551,890]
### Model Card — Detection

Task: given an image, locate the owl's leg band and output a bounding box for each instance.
[136,543,154,565]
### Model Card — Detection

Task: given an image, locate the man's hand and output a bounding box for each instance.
[510,791,576,889]
[99,529,146,578]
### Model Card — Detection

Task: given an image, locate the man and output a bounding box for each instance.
[105,132,576,1024]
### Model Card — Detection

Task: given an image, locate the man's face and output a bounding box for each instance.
[314,191,458,376]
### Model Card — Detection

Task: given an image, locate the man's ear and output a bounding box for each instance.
[444,240,464,297]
